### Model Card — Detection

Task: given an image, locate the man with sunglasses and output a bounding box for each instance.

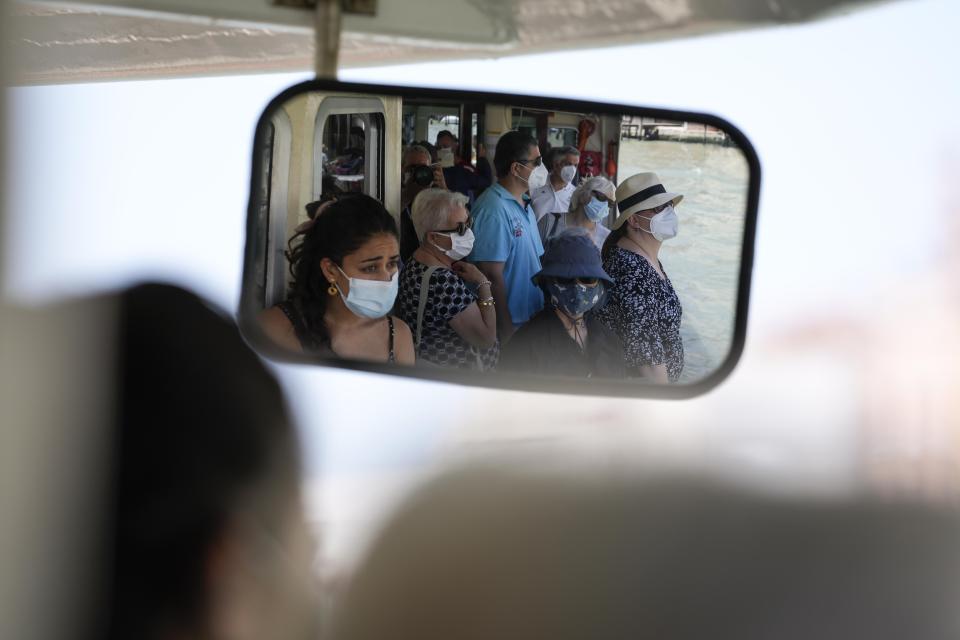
[501,228,624,378]
[467,131,546,342]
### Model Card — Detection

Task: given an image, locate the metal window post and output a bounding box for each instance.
[314,0,342,79]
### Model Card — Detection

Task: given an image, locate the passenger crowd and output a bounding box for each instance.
[261,130,686,383]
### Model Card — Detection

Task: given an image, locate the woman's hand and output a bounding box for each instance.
[451,261,487,285]
[449,262,498,350]
[637,363,670,384]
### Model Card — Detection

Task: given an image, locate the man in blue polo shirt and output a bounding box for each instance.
[468,131,547,342]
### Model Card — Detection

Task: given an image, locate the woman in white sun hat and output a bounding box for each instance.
[596,172,684,383]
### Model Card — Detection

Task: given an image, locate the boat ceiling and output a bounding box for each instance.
[7,0,894,85]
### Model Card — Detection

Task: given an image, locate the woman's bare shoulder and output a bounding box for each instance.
[390,315,414,341]
[390,315,416,365]
[258,306,302,353]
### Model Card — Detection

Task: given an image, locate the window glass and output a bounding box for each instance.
[547,126,578,148]
[427,114,459,145]
[512,110,538,139]
[322,113,375,195]
[401,104,460,148]
[471,113,479,164]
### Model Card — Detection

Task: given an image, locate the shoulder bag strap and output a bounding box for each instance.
[549,212,562,238]
[415,266,440,350]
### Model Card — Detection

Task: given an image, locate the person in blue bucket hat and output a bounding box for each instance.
[501,228,625,378]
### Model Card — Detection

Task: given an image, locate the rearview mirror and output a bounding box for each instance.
[239,80,760,398]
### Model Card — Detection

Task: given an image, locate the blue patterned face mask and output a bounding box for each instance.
[547,280,604,318]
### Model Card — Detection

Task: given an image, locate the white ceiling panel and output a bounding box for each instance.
[5,0,897,85]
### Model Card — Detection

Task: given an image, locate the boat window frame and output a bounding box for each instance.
[265,108,293,309]
[313,96,387,202]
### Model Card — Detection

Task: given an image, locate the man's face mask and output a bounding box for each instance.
[523,163,549,192]
[438,147,456,168]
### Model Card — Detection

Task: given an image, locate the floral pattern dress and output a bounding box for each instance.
[595,246,684,382]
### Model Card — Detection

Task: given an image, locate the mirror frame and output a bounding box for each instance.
[239,79,761,400]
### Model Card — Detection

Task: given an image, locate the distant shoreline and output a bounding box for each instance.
[620,123,732,146]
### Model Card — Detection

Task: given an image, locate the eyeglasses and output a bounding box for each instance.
[633,202,672,220]
[649,202,672,214]
[591,191,610,203]
[438,219,473,235]
[516,156,544,168]
[554,277,600,287]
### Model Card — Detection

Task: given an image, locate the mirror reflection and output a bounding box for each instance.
[249,88,750,387]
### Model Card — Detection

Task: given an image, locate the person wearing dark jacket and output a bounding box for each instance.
[400,144,448,262]
[501,228,625,379]
[436,130,493,206]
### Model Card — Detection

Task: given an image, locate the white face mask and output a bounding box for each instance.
[433,227,475,261]
[528,163,549,191]
[336,267,398,319]
[438,147,456,168]
[639,204,679,241]
[560,164,577,184]
[517,161,548,192]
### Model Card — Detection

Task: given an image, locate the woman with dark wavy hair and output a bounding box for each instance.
[259,194,415,365]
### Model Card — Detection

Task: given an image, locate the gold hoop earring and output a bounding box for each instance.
[328,282,338,296]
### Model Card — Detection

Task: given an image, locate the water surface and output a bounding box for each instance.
[615,139,750,383]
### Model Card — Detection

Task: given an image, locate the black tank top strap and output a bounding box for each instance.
[387,316,396,364]
[277,300,311,351]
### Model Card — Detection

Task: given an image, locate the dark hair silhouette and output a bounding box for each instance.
[493,131,538,179]
[601,223,627,262]
[285,194,398,350]
[436,130,457,145]
[543,147,561,172]
[106,284,299,640]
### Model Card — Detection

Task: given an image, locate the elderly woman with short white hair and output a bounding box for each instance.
[396,188,499,370]
[537,176,616,249]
